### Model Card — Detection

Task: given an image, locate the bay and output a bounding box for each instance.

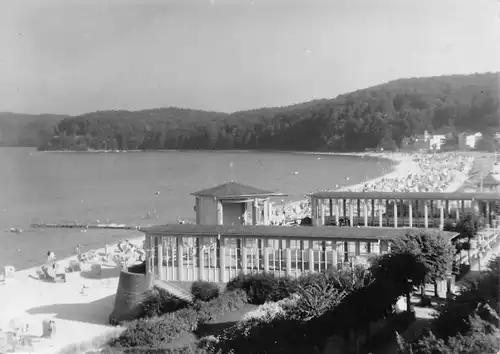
[0,147,392,270]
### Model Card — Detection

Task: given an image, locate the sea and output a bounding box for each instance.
[0,147,393,270]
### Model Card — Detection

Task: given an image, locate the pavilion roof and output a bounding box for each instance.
[143,224,459,243]
[191,181,285,199]
[309,191,500,201]
[481,174,499,186]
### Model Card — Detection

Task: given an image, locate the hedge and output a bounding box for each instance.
[190,281,220,302]
[110,289,247,349]
[100,343,213,354]
[225,272,297,304]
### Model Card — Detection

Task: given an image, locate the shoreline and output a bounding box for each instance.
[272,151,475,223]
[0,236,144,353]
[0,151,484,353]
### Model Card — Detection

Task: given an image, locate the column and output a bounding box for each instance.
[363,200,368,226]
[335,200,340,225]
[241,238,248,274]
[424,201,429,228]
[329,199,333,218]
[378,200,383,227]
[198,238,204,281]
[263,242,270,273]
[393,201,398,228]
[461,200,465,217]
[357,199,361,220]
[195,198,201,224]
[445,200,450,219]
[263,200,270,225]
[385,199,389,226]
[252,199,258,225]
[157,237,164,280]
[349,200,354,226]
[176,236,183,281]
[380,239,389,253]
[440,201,444,230]
[320,199,326,226]
[331,242,338,269]
[216,200,223,225]
[408,203,413,228]
[355,241,361,256]
[343,199,347,219]
[219,238,227,283]
[145,235,153,275]
[371,199,375,225]
[455,203,460,221]
[312,198,319,226]
[308,248,315,272]
[285,247,292,277]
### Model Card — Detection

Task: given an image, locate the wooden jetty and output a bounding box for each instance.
[30,222,143,230]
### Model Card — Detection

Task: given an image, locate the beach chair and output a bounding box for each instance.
[41,265,66,283]
[66,260,81,272]
[3,265,15,280]
[82,263,102,278]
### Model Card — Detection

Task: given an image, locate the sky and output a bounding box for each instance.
[1,0,499,115]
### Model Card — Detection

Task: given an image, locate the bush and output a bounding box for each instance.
[291,273,348,320]
[101,344,212,353]
[141,287,189,318]
[364,311,416,351]
[110,308,199,348]
[195,289,248,324]
[110,290,248,350]
[226,273,297,304]
[191,281,220,302]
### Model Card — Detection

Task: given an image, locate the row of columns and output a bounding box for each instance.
[311,197,478,229]
[145,235,390,283]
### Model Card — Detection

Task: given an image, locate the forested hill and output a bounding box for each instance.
[37,72,499,152]
[0,113,68,147]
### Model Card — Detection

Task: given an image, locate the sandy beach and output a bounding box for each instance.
[0,151,493,353]
[271,151,474,224]
[0,237,144,353]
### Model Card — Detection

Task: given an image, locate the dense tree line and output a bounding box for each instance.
[11,72,500,152]
[0,113,65,146]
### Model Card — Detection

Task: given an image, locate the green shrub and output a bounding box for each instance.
[110,308,199,348]
[110,290,248,350]
[291,274,348,320]
[141,287,189,318]
[364,311,416,351]
[191,281,220,302]
[195,289,248,324]
[226,272,297,304]
[101,344,212,353]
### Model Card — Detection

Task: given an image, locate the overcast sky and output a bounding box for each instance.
[1,0,499,115]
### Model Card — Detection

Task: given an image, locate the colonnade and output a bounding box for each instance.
[144,234,390,283]
[310,197,496,229]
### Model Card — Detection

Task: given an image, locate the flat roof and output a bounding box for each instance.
[309,191,500,201]
[191,181,286,199]
[143,224,458,243]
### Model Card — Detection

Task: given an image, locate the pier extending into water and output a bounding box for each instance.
[30,222,143,230]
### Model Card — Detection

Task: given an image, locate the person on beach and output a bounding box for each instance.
[47,250,56,270]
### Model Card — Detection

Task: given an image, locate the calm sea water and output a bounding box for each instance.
[0,147,392,270]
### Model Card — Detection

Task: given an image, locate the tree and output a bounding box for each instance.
[371,251,427,312]
[389,230,454,298]
[31,72,499,152]
[397,307,500,354]
[432,255,500,339]
[454,213,480,265]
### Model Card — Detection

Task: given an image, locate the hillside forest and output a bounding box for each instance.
[1,72,498,152]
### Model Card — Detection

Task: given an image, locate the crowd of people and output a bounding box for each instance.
[271,152,474,224]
